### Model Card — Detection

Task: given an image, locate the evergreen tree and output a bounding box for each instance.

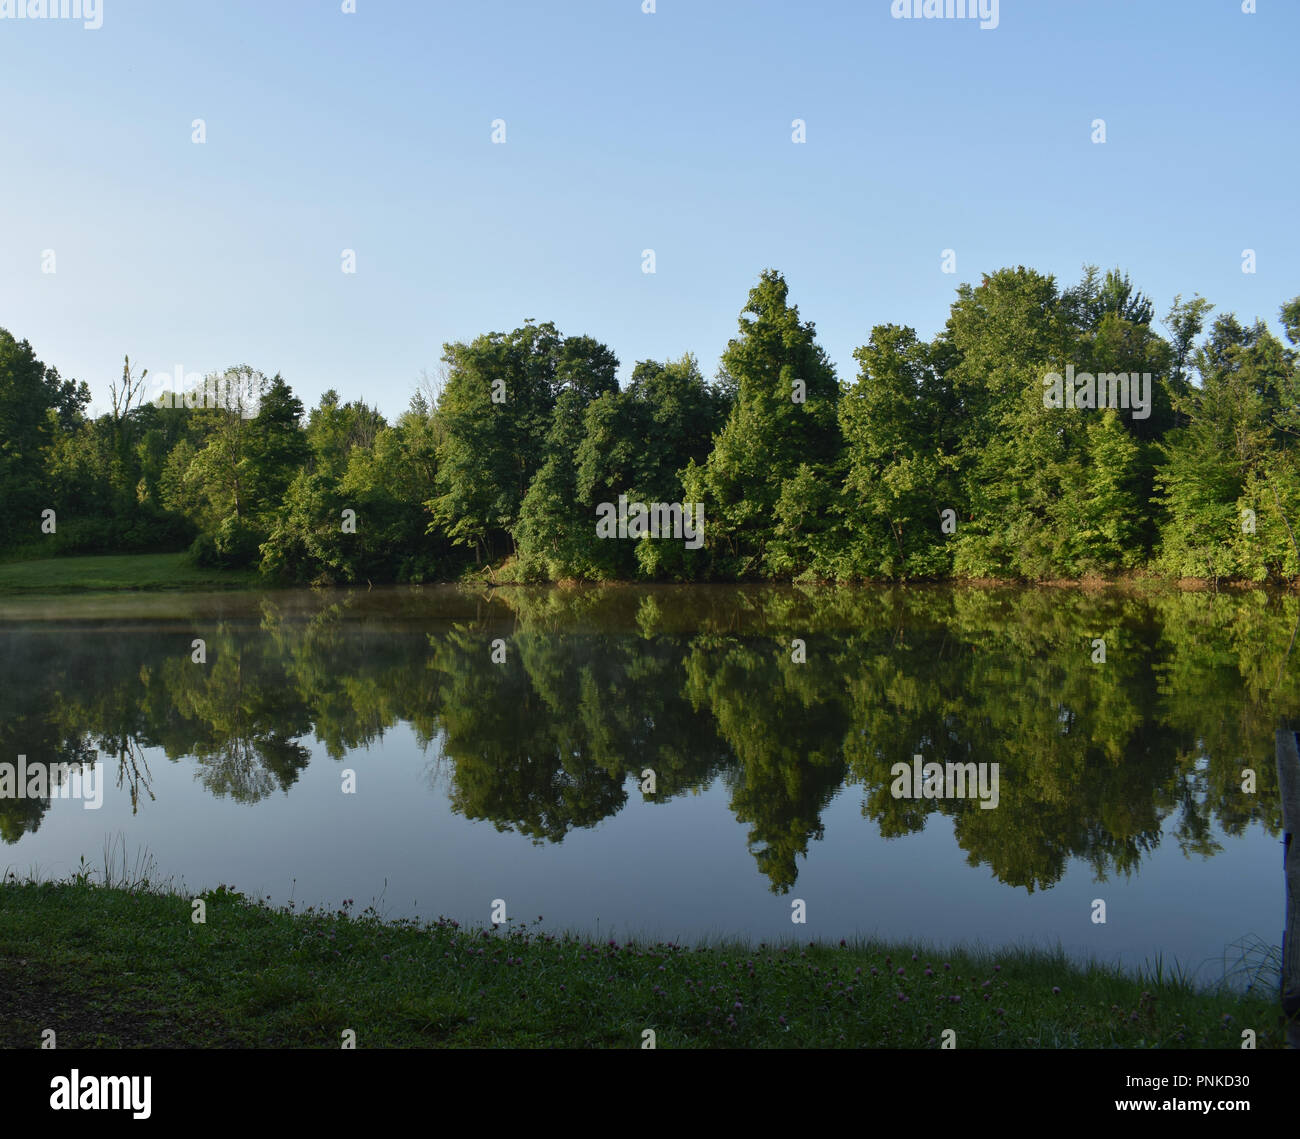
[696,270,840,577]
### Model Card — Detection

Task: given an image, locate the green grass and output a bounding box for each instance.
[0,553,257,596]
[0,863,1289,1048]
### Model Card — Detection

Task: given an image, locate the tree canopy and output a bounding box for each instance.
[3,265,1297,586]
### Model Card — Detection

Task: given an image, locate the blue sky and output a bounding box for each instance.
[1,0,1296,419]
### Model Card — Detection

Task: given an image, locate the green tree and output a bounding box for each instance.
[429,322,616,563]
[0,328,89,551]
[246,375,309,515]
[695,270,841,577]
[1155,311,1298,581]
[306,389,386,480]
[838,324,958,579]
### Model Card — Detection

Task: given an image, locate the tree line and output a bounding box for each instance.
[2,265,1298,584]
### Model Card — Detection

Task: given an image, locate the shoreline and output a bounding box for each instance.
[0,875,1284,1049]
[0,552,1296,599]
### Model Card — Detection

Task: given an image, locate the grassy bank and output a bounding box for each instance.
[0,553,257,596]
[0,551,1294,598]
[0,874,1286,1048]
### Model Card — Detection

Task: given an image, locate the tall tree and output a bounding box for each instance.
[246,374,309,515]
[0,328,89,551]
[693,270,840,577]
[428,322,616,563]
[1154,312,1298,581]
[838,324,959,579]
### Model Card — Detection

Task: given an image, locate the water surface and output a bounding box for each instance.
[1,584,1293,987]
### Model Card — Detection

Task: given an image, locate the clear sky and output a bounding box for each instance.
[1,0,1296,420]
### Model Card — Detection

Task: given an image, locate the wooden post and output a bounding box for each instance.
[1276,723,1300,1048]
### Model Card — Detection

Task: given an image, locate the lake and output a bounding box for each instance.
[1,583,1294,988]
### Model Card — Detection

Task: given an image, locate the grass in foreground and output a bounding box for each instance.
[0,553,257,595]
[0,870,1288,1049]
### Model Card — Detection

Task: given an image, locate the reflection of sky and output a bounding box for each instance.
[5,721,1278,991]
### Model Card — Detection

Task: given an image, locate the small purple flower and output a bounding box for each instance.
[1051,986,1061,995]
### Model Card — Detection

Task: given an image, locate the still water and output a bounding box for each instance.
[1,584,1293,987]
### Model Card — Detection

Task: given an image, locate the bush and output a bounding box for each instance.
[191,516,263,569]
